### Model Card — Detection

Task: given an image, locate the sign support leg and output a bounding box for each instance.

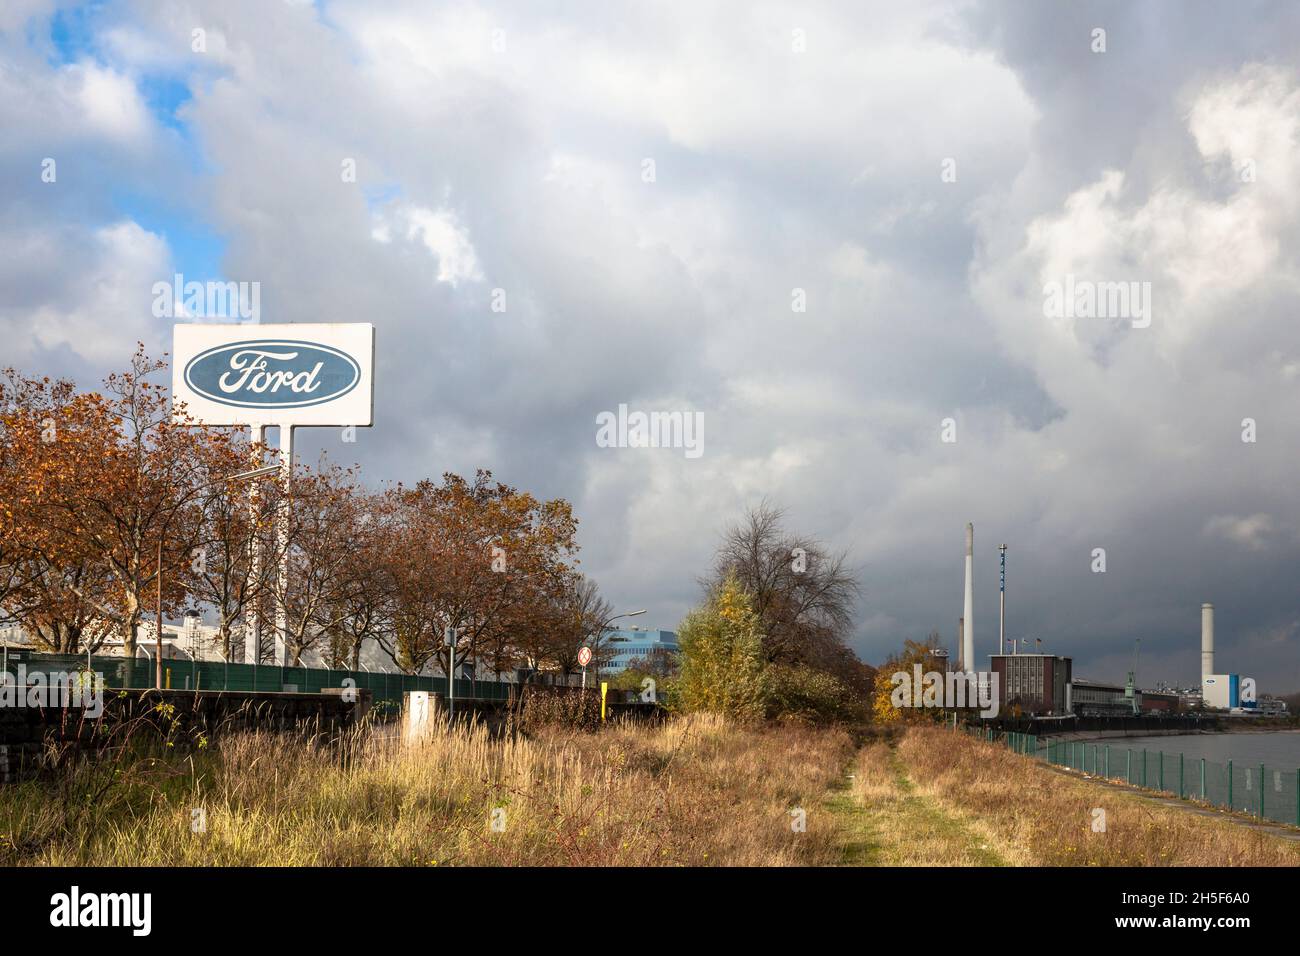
[275,424,294,667]
[246,424,265,665]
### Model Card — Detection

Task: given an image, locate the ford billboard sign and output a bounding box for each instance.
[184,341,360,409]
[172,323,374,426]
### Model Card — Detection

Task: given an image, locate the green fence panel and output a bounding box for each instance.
[4,650,544,711]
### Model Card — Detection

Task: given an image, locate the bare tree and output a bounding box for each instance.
[553,574,613,676]
[707,500,861,669]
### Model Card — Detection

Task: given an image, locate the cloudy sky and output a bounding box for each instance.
[4,0,1300,689]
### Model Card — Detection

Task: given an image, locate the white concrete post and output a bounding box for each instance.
[404,691,432,745]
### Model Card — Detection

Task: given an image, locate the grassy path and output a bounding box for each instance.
[827,738,1007,866]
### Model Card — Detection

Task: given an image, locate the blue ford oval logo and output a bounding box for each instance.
[184,340,361,409]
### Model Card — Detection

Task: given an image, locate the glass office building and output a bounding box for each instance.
[601,627,679,674]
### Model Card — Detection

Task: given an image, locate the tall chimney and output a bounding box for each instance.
[963,523,975,673]
[1201,603,1214,680]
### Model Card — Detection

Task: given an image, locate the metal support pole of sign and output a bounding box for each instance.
[274,425,294,668]
[247,424,265,667]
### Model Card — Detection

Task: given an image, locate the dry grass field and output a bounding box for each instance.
[0,713,855,866]
[2,715,1297,866]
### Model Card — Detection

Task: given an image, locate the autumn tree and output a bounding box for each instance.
[263,461,371,667]
[376,471,580,683]
[674,572,769,722]
[1,372,114,652]
[375,487,446,675]
[871,639,949,724]
[2,350,235,678]
[183,433,285,661]
[318,491,393,669]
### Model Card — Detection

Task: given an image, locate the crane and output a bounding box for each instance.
[1124,639,1141,715]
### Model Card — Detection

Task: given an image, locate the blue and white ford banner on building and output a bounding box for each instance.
[171,323,374,427]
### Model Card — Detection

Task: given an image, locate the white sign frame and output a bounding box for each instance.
[171,322,375,427]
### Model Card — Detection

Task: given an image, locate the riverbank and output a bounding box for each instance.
[1051,723,1300,742]
[830,724,1300,866]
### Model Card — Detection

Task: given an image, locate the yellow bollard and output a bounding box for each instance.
[165,668,171,690]
[600,682,608,722]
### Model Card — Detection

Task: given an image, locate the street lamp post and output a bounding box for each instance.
[154,464,279,690]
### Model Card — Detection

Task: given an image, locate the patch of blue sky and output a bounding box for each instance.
[140,73,193,133]
[114,187,227,284]
[45,3,101,66]
[362,183,403,211]
[46,5,200,137]
[43,6,224,288]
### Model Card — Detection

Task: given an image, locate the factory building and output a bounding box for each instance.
[1202,674,1253,710]
[1068,679,1130,716]
[989,653,1072,716]
[953,529,1246,720]
[1069,679,1180,716]
[1199,603,1256,712]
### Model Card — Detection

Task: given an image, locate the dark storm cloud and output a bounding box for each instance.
[3,0,1299,689]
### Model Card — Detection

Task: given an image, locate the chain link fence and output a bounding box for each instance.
[986,729,1300,827]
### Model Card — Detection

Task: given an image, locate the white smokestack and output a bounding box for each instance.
[963,523,975,672]
[1201,603,1214,680]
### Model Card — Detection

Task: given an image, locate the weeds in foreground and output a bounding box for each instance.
[0,714,855,866]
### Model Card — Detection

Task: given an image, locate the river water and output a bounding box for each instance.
[1099,731,1300,768]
